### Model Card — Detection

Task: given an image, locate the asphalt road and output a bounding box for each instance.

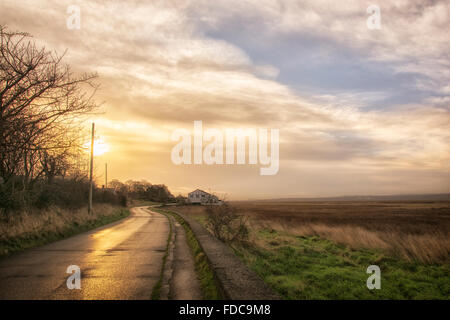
[0,207,169,299]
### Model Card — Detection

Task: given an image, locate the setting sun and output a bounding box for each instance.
[84,138,110,156]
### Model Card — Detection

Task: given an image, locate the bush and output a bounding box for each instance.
[0,176,128,216]
[0,185,23,213]
[205,202,249,244]
[32,178,90,209]
[93,189,127,207]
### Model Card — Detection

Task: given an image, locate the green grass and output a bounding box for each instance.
[131,200,162,207]
[155,208,222,299]
[233,229,450,300]
[0,208,130,258]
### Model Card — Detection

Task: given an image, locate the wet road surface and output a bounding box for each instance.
[0,207,169,299]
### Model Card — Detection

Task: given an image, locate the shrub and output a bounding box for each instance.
[0,176,128,216]
[205,202,249,244]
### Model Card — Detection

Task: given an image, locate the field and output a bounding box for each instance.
[174,201,450,299]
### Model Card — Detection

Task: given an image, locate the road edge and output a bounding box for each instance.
[153,207,222,299]
[158,207,281,300]
[150,209,174,300]
[0,207,130,259]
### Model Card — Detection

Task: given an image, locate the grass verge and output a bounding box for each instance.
[0,206,130,257]
[151,210,173,300]
[130,200,162,207]
[155,208,222,300]
[234,229,450,300]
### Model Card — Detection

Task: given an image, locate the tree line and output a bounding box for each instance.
[0,25,179,214]
[0,25,111,213]
[108,180,176,204]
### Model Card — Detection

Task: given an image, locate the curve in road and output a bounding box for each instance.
[0,207,169,299]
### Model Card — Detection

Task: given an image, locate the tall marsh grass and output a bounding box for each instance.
[254,220,449,264]
[175,201,450,264]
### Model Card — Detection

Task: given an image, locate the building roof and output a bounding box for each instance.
[188,189,210,196]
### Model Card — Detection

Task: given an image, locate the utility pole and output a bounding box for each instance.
[105,163,108,189]
[88,123,94,214]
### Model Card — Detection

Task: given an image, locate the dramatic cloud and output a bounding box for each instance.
[1,0,449,198]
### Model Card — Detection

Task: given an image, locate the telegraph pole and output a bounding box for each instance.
[105,163,108,189]
[88,123,94,214]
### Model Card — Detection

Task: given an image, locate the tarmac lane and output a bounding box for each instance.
[0,206,170,299]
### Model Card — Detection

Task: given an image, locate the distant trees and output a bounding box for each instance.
[0,25,99,212]
[109,179,175,203]
[0,25,174,214]
[175,194,187,205]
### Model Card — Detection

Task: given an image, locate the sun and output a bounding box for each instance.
[83,138,110,156]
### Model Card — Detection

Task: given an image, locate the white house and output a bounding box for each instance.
[188,189,221,205]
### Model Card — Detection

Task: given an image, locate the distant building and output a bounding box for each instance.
[188,189,221,205]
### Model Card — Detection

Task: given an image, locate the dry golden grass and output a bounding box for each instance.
[0,204,120,241]
[175,201,450,264]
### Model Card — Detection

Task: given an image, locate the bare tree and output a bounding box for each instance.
[205,201,249,244]
[0,25,98,191]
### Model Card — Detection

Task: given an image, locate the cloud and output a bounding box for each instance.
[1,0,449,198]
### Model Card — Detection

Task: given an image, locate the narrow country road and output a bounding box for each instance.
[0,207,174,299]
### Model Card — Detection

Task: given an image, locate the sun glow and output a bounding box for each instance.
[83,138,110,156]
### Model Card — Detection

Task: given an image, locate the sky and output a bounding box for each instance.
[2,0,449,199]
